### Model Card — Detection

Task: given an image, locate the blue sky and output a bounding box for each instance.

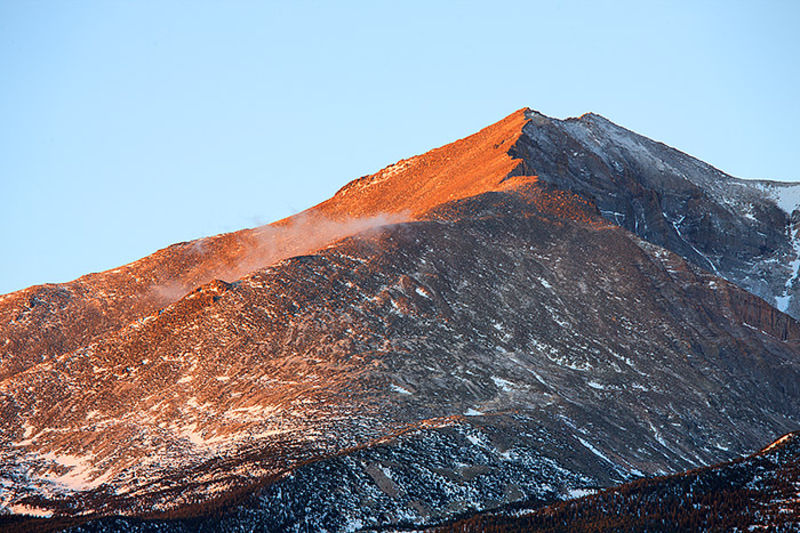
[1,1,798,294]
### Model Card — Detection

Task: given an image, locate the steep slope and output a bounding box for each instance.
[2,184,800,530]
[438,431,800,532]
[513,110,800,317]
[312,108,534,218]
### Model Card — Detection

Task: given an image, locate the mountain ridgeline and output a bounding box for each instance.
[1,109,798,532]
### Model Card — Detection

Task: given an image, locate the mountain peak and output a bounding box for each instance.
[575,111,607,121]
[314,108,537,219]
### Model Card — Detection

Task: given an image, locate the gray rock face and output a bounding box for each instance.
[512,110,800,317]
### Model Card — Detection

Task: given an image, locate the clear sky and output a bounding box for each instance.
[1,1,798,294]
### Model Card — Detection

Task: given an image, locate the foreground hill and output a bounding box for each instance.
[1,109,799,531]
[437,431,800,532]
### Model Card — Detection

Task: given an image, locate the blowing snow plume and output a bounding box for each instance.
[234,211,408,278]
[151,211,408,303]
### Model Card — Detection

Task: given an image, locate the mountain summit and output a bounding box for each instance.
[1,109,799,531]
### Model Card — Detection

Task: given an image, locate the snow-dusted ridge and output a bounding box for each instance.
[517,108,800,317]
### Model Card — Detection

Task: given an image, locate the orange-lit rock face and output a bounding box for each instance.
[0,109,543,380]
[313,108,537,219]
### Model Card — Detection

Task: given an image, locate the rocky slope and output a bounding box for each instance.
[437,431,800,532]
[514,110,800,317]
[4,108,799,380]
[1,108,799,531]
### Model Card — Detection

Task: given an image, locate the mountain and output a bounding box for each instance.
[437,431,800,532]
[1,108,799,531]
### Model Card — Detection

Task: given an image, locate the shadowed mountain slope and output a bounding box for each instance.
[513,110,800,317]
[437,431,800,533]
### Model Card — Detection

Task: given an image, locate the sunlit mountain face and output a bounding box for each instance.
[2,109,799,532]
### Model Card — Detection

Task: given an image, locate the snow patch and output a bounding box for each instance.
[491,376,514,392]
[759,183,800,215]
[566,488,597,499]
[648,421,667,447]
[526,368,549,387]
[466,434,484,447]
[39,452,112,491]
[390,384,412,395]
[776,226,800,312]
[13,422,41,446]
[4,503,53,517]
